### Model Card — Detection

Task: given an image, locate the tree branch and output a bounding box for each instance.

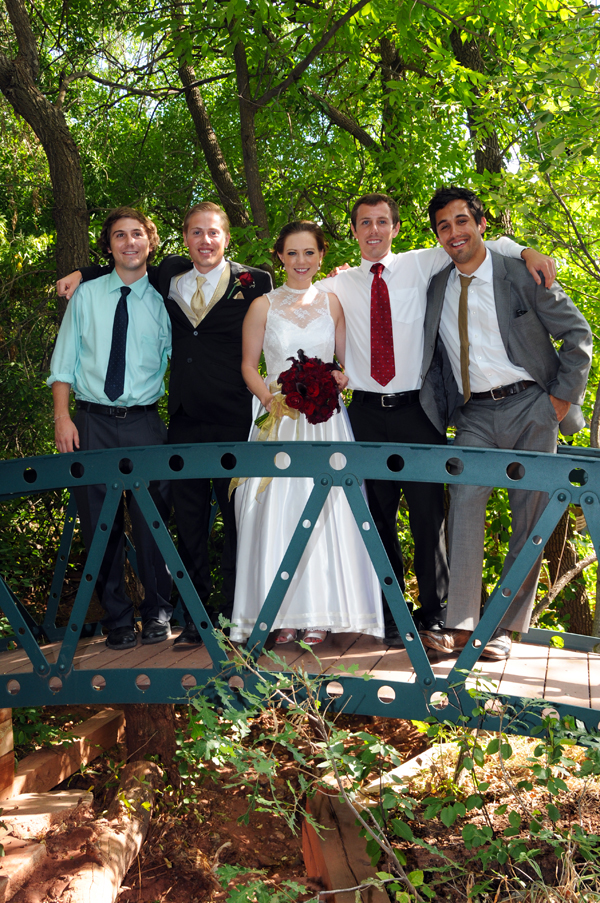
[302,87,377,148]
[4,0,39,79]
[255,0,371,107]
[532,553,597,624]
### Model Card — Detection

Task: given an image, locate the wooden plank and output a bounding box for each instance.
[495,641,548,702]
[4,709,124,800]
[544,647,591,708]
[289,632,362,676]
[367,645,415,684]
[333,634,387,678]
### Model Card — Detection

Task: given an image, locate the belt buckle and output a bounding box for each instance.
[381,394,397,408]
[113,406,128,419]
[490,386,504,401]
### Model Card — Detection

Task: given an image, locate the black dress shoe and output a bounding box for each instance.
[105,626,137,650]
[141,619,171,645]
[173,623,203,646]
[384,625,406,649]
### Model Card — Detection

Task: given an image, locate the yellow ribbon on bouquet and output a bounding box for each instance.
[228,382,300,500]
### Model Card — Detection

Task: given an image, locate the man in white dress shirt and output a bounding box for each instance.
[319,192,556,646]
[419,187,592,660]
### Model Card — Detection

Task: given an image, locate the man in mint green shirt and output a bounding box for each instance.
[48,207,173,650]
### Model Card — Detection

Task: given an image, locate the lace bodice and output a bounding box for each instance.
[263,284,335,380]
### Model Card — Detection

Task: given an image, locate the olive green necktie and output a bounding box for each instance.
[458,274,474,403]
[190,275,207,322]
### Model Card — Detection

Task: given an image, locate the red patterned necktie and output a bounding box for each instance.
[370,262,395,386]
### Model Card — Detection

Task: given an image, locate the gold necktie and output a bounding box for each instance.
[190,275,207,322]
[458,274,474,403]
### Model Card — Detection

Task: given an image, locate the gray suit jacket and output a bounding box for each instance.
[420,252,592,437]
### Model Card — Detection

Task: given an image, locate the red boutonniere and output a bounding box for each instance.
[238,271,254,288]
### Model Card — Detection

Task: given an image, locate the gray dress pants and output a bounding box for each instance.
[447,384,559,633]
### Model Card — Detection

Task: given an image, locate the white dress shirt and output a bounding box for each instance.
[318,238,524,393]
[171,258,228,323]
[439,249,533,394]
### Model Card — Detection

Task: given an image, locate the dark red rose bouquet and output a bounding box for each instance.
[278,349,341,425]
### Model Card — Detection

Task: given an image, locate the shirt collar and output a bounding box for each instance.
[193,256,227,289]
[107,268,149,300]
[360,250,395,275]
[454,248,492,285]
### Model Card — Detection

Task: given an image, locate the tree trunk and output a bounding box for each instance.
[233,40,270,240]
[543,510,593,636]
[0,0,89,294]
[122,704,179,784]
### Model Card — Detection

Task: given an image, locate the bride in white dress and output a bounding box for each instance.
[230,221,384,646]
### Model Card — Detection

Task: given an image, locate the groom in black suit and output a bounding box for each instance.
[59,202,272,645]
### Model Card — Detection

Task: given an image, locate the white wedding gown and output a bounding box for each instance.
[230,283,384,642]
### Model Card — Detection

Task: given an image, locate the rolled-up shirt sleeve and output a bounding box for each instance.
[47,293,81,387]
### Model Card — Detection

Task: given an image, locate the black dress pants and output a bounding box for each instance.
[167,408,250,624]
[348,396,449,629]
[73,408,172,630]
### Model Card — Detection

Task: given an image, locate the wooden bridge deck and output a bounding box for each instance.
[1,631,598,717]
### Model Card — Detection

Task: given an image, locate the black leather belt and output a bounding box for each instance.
[470,380,536,401]
[352,389,420,409]
[76,401,158,418]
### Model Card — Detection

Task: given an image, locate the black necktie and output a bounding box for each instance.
[104,286,131,402]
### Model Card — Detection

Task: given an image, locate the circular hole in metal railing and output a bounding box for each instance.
[181,674,196,691]
[384,576,393,586]
[152,520,160,529]
[280,571,290,581]
[445,457,464,476]
[484,698,506,716]
[326,681,344,698]
[259,622,268,632]
[229,676,244,692]
[70,461,85,478]
[532,535,542,545]
[135,674,151,692]
[70,623,78,632]
[176,570,184,579]
[329,453,346,471]
[274,452,291,470]
[302,519,311,528]
[119,457,133,474]
[405,632,414,643]
[6,680,20,696]
[542,707,560,722]
[377,685,395,704]
[18,627,25,636]
[23,468,37,484]
[169,455,184,472]
[91,674,106,691]
[472,638,482,648]
[569,468,588,486]
[362,522,370,531]
[220,453,237,471]
[48,677,63,693]
[386,454,404,473]
[429,691,449,710]
[100,523,108,531]
[85,573,93,582]
[506,462,525,481]
[200,621,209,630]
[501,587,512,597]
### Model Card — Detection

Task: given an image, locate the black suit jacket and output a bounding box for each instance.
[79,256,273,427]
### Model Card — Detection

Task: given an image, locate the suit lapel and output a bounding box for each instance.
[491,252,512,348]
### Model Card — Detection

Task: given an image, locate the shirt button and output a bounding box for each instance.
[187,358,192,363]
[193,331,198,336]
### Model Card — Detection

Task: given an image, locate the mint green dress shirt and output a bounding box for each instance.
[48,270,171,406]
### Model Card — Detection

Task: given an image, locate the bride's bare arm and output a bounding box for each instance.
[241,296,275,411]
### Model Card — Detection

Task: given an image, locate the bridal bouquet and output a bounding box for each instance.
[277,348,341,425]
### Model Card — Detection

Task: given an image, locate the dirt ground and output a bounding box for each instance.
[10,706,427,903]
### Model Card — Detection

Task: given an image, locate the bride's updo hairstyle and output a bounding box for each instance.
[272,220,329,266]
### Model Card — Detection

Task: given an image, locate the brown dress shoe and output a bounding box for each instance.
[420,628,472,655]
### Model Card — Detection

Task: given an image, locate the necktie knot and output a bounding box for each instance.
[459,274,474,289]
[370,262,385,278]
[196,275,206,290]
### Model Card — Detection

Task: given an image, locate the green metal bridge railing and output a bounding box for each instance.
[0,441,599,734]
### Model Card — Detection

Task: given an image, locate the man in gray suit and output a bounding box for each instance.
[420,187,592,660]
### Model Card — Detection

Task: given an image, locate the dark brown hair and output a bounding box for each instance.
[428,187,486,234]
[272,220,329,265]
[350,193,399,228]
[99,207,159,261]
[182,202,230,234]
